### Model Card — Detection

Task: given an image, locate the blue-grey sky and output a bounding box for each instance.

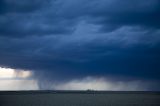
[0,0,160,90]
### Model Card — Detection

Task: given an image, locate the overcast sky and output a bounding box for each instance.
[0,0,160,91]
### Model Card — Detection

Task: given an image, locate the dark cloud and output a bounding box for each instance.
[0,0,160,90]
[0,0,160,37]
[54,0,160,31]
[0,33,160,80]
[0,0,77,37]
[0,0,48,14]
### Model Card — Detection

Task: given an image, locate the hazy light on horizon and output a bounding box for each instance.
[0,67,157,91]
[0,67,32,79]
[0,67,38,91]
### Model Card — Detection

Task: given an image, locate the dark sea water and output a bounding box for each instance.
[0,91,160,106]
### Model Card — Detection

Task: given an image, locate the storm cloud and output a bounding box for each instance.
[0,0,160,90]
